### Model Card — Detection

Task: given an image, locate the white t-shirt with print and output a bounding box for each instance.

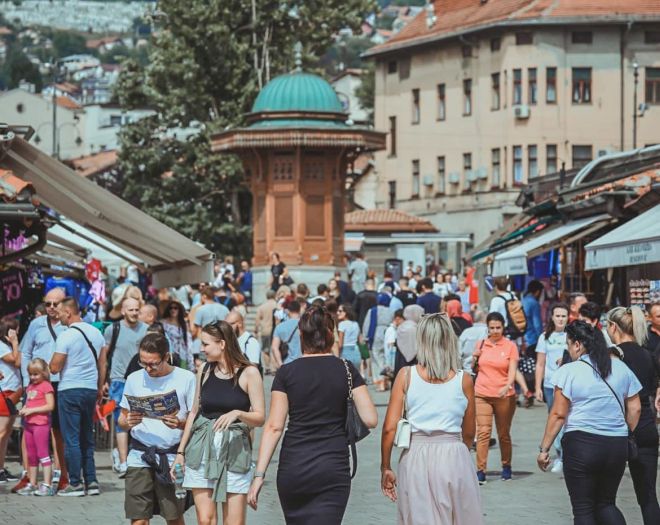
[55,322,105,391]
[537,331,568,387]
[120,367,196,468]
[0,341,21,391]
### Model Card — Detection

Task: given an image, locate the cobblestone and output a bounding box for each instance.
[1,381,652,524]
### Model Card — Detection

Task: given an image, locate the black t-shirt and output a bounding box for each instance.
[272,356,365,449]
[354,290,377,327]
[396,290,417,307]
[270,263,286,289]
[620,341,658,429]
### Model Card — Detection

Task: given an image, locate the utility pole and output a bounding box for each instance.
[633,61,639,150]
[52,62,58,158]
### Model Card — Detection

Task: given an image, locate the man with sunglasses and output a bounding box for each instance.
[16,288,68,492]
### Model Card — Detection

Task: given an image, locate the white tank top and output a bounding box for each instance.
[406,366,467,434]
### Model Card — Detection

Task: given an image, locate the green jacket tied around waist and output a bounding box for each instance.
[184,415,252,502]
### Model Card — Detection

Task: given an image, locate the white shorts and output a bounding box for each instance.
[182,431,253,494]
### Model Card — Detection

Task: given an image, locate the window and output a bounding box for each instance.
[490,37,501,52]
[546,67,557,103]
[516,32,533,45]
[437,83,446,120]
[388,181,396,209]
[463,153,472,186]
[387,61,397,74]
[491,73,500,110]
[513,69,522,105]
[412,160,420,198]
[572,68,592,104]
[463,79,472,116]
[110,115,122,126]
[412,89,420,124]
[399,57,411,80]
[645,68,660,105]
[491,148,501,187]
[16,103,24,113]
[389,116,397,156]
[437,156,445,194]
[528,145,538,179]
[528,68,537,105]
[546,144,558,173]
[513,145,523,184]
[572,31,593,44]
[462,45,472,58]
[645,31,660,44]
[572,145,592,169]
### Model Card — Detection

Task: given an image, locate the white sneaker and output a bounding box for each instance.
[111,448,121,473]
[52,470,61,485]
[118,463,128,479]
[550,458,563,473]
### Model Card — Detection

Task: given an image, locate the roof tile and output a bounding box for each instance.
[345,209,437,232]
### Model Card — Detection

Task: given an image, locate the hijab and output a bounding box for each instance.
[367,293,392,348]
[396,304,424,362]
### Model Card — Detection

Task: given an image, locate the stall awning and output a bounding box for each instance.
[585,205,660,270]
[493,214,611,277]
[4,137,214,287]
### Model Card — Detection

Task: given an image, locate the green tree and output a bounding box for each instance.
[355,62,375,124]
[115,0,374,259]
[0,46,43,91]
[52,30,87,58]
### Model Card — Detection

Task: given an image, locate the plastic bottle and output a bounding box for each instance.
[174,464,186,499]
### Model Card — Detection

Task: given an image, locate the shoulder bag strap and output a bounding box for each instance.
[402,366,411,418]
[285,324,298,345]
[342,358,354,400]
[70,326,98,362]
[578,359,627,419]
[47,319,58,342]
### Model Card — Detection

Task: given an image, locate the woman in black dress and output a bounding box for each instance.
[248,305,378,524]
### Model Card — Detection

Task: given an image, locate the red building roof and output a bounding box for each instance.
[345,209,437,233]
[67,150,118,178]
[367,0,660,57]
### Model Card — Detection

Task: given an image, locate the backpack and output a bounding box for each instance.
[499,293,527,338]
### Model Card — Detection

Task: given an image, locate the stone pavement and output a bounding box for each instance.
[1,380,653,525]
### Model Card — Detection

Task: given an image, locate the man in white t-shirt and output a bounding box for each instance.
[488,277,514,327]
[119,333,195,524]
[226,311,261,367]
[50,297,105,497]
[192,288,229,339]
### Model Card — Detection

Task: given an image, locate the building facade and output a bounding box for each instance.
[364,0,660,248]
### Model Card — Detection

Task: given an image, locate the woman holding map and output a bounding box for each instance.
[173,321,265,525]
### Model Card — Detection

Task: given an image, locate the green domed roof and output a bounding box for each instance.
[251,72,344,114]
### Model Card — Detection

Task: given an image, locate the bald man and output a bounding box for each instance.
[99,296,148,478]
[225,311,261,367]
[138,304,158,326]
[18,287,68,491]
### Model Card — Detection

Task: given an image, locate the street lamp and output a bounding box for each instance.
[632,61,650,149]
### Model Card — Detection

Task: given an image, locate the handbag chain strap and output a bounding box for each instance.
[342,358,354,401]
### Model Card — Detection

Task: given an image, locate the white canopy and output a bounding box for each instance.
[585,205,660,270]
[493,214,610,277]
[4,137,214,287]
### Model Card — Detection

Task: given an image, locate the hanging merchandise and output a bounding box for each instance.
[0,268,26,317]
[629,279,650,309]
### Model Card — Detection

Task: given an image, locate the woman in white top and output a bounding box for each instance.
[534,302,569,472]
[538,320,641,525]
[381,313,483,525]
[337,303,361,369]
[0,319,22,483]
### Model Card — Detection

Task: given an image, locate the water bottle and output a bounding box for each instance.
[174,464,186,499]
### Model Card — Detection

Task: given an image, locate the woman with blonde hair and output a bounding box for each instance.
[606,306,660,524]
[381,313,482,525]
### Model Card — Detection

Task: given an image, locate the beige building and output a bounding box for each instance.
[362,1,660,254]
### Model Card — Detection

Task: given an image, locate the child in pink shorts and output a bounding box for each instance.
[17,358,55,496]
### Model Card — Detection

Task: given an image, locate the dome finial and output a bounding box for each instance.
[294,41,303,72]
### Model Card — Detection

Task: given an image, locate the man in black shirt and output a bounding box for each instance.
[395,277,417,307]
[353,279,378,328]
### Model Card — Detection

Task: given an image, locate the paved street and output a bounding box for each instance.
[1,380,653,525]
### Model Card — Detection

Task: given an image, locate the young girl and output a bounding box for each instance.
[17,358,55,496]
[534,302,569,474]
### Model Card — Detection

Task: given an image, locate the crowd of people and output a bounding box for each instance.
[0,252,658,525]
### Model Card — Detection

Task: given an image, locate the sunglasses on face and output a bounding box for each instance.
[45,302,60,307]
[139,358,165,370]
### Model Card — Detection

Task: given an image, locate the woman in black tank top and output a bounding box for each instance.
[174,320,265,525]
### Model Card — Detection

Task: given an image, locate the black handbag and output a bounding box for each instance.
[0,384,18,416]
[279,325,298,363]
[342,359,369,479]
[579,360,638,461]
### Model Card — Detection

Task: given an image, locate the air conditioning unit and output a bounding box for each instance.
[466,170,478,183]
[514,104,530,119]
[423,174,434,186]
[448,172,460,184]
[476,166,488,180]
[597,147,617,157]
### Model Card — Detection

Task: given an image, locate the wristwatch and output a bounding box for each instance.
[254,471,266,479]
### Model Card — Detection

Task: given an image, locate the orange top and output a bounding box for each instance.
[474,337,519,398]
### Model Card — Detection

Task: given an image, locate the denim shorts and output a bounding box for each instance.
[109,380,126,433]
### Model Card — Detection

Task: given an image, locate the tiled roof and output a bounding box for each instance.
[86,36,122,49]
[0,169,34,202]
[571,170,660,203]
[367,0,660,56]
[345,209,437,232]
[67,150,117,178]
[55,82,80,94]
[55,96,82,110]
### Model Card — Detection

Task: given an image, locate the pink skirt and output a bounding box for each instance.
[397,431,484,525]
